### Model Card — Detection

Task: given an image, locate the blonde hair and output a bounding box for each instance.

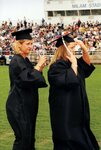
[49,43,68,67]
[12,40,26,54]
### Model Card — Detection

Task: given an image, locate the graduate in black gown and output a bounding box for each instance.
[48,33,99,150]
[6,28,47,150]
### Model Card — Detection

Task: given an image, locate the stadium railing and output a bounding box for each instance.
[28,50,101,65]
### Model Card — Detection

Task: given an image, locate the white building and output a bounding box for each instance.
[44,0,101,24]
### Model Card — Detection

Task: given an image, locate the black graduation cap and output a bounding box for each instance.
[48,32,74,47]
[12,28,32,40]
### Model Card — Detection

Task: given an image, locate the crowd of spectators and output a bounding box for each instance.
[0,19,101,62]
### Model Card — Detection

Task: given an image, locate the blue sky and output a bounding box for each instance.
[0,0,44,22]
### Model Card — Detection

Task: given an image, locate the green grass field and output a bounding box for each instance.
[0,65,101,150]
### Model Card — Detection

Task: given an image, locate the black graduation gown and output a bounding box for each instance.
[6,54,47,150]
[48,57,99,150]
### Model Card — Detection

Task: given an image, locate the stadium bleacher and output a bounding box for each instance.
[0,20,101,65]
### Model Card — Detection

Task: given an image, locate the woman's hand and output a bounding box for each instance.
[75,39,87,52]
[75,39,91,65]
[34,55,47,72]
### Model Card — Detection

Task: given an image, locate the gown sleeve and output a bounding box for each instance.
[78,57,95,78]
[48,60,80,90]
[10,56,47,88]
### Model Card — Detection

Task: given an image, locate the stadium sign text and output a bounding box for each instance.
[72,3,101,9]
